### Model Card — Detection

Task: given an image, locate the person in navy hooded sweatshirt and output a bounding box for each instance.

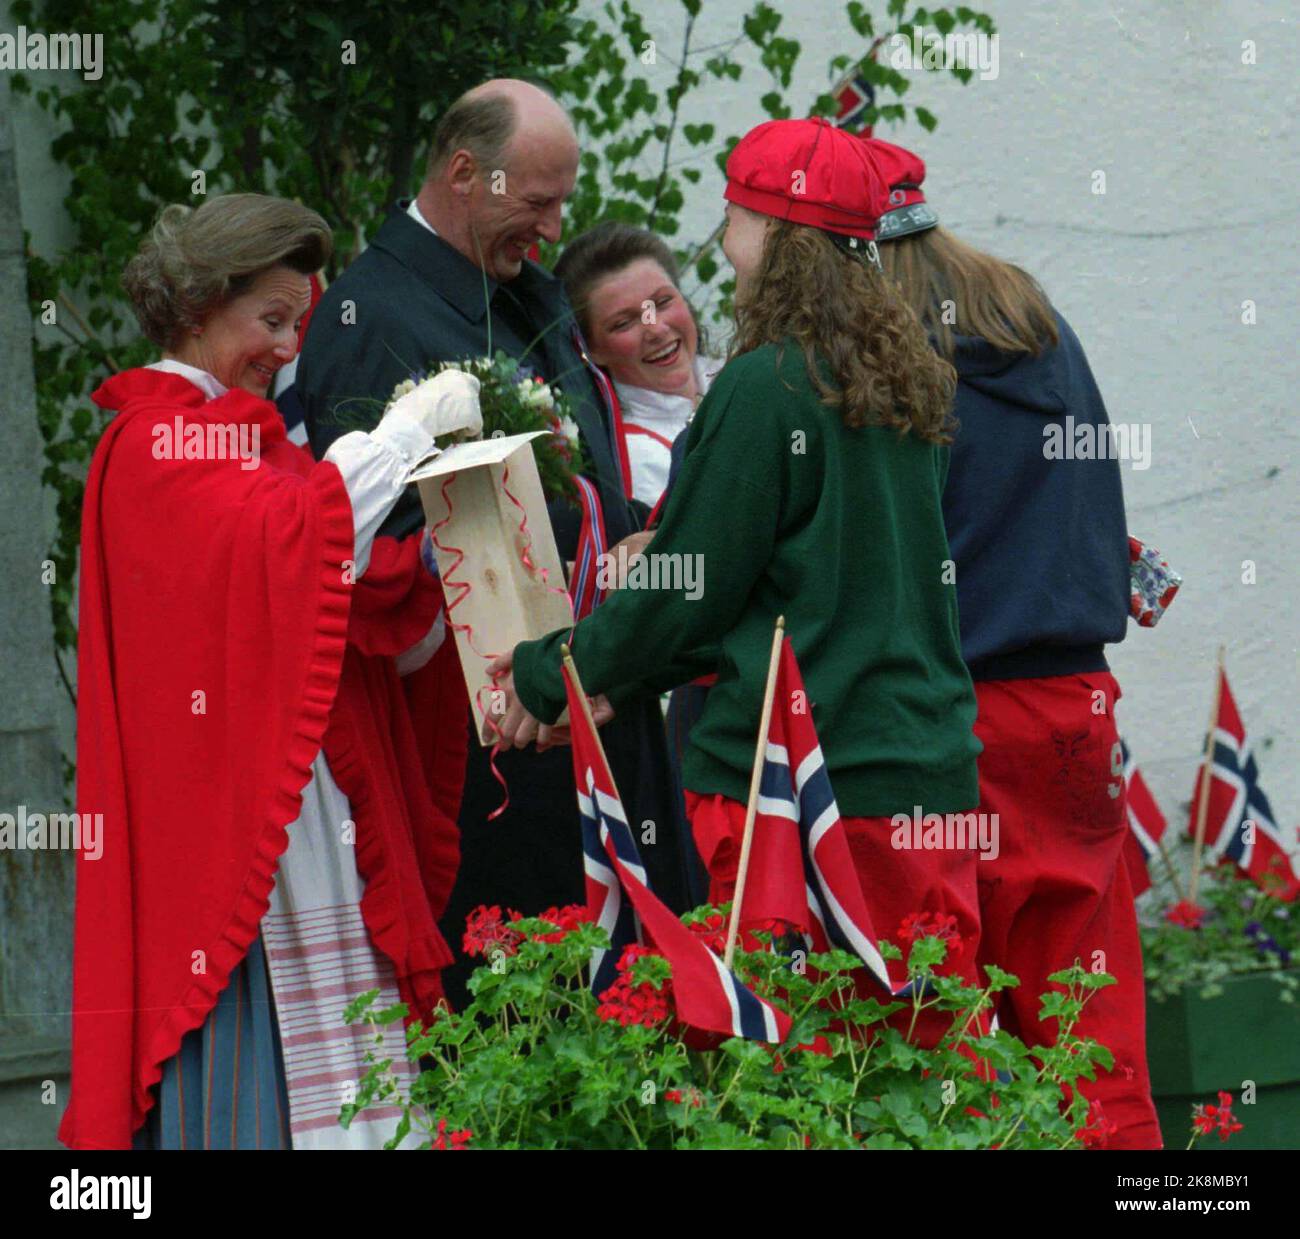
[871,139,1161,1150]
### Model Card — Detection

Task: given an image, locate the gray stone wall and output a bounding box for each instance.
[0,68,73,1147]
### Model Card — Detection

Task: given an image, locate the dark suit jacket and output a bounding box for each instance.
[298,204,647,553]
[294,204,687,1007]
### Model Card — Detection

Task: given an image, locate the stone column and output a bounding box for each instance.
[0,71,74,1148]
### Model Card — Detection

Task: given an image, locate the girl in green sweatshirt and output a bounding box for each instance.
[495,119,983,1015]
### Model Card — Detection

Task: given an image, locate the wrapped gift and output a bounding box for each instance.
[409,431,573,744]
[1129,535,1182,627]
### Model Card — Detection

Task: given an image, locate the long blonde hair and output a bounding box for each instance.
[732,220,956,444]
[877,226,1059,362]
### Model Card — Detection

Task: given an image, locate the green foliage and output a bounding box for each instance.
[16,0,585,706]
[1141,861,1299,1004]
[15,0,993,705]
[437,353,591,502]
[345,904,1113,1150]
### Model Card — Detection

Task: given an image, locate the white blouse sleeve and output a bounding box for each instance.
[322,409,433,579]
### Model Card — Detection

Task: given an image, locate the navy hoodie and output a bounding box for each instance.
[943,310,1130,681]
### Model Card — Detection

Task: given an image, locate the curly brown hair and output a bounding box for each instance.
[732,220,956,444]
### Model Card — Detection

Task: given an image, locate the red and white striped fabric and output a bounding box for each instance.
[261,901,419,1149]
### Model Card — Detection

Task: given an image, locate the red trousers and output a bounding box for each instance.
[972,672,1162,1149]
[685,790,983,1050]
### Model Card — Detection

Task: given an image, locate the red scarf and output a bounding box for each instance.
[59,369,463,1149]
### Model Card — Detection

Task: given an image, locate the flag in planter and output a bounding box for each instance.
[1120,738,1167,897]
[1187,669,1299,900]
[740,638,910,996]
[564,662,790,1043]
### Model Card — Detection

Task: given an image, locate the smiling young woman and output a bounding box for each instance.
[556,223,721,508]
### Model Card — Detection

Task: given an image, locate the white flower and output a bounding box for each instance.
[388,371,482,439]
[558,415,580,451]
[519,379,555,410]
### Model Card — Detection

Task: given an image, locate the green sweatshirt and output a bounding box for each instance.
[513,339,981,817]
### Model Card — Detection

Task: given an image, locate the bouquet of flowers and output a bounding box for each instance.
[388,351,586,502]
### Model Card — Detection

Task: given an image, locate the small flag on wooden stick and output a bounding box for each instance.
[561,646,791,1042]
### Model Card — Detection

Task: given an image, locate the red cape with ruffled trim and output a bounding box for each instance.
[59,368,465,1150]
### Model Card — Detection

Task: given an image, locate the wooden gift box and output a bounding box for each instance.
[408,431,573,744]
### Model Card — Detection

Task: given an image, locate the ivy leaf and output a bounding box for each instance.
[846,2,874,37]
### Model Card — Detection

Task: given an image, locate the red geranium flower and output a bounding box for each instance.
[1164,900,1208,929]
[596,945,672,1027]
[1193,1091,1242,1142]
[431,1118,473,1150]
[686,912,728,954]
[1074,1099,1118,1149]
[897,912,930,942]
[1218,1114,1244,1141]
[897,910,964,958]
[462,905,522,959]
[532,904,590,943]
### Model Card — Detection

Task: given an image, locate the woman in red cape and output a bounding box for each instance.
[59,194,475,1150]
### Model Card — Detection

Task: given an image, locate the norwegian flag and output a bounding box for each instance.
[564,663,791,1043]
[834,72,876,136]
[741,638,911,995]
[1119,738,1168,897]
[1187,668,1299,901]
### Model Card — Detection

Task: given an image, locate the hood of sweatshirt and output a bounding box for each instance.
[950,329,1069,417]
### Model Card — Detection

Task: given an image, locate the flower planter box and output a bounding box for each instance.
[1145,970,1300,1150]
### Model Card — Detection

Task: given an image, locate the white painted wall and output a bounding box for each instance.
[632,0,1300,841]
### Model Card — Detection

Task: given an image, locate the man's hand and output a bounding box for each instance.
[486,648,616,750]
